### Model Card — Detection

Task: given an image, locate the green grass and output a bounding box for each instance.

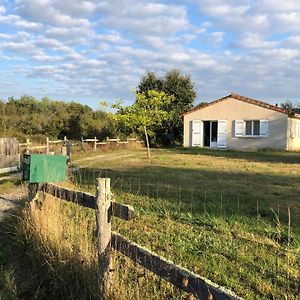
[1,148,299,299]
[71,147,300,299]
[0,178,21,195]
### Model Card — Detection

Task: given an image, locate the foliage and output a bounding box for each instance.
[280,100,300,113]
[0,95,115,141]
[137,70,196,146]
[112,90,174,157]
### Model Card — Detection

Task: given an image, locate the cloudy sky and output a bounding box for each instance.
[0,0,299,107]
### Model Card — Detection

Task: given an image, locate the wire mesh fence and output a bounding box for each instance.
[67,166,300,299]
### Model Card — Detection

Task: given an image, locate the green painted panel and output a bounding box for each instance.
[23,154,67,183]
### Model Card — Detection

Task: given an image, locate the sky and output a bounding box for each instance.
[0,0,300,108]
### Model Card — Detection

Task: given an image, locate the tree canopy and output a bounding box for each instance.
[137,69,196,146]
[0,95,115,141]
[281,100,300,113]
[112,90,174,157]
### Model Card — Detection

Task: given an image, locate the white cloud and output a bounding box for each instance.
[274,12,300,32]
[235,33,279,49]
[0,13,43,30]
[15,0,91,27]
[285,35,300,46]
[257,0,300,12]
[0,0,299,105]
[97,1,189,36]
[206,31,225,45]
[0,5,6,14]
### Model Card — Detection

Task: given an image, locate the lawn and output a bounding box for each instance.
[71,147,300,299]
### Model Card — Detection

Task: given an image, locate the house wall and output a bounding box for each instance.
[287,118,300,151]
[183,97,288,150]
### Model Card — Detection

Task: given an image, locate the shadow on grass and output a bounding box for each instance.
[73,165,300,228]
[169,147,300,164]
[0,206,100,300]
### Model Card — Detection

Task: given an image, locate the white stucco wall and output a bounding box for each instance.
[183,97,289,151]
[287,118,300,151]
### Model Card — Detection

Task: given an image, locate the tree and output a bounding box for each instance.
[112,90,174,158]
[137,72,163,93]
[1,95,115,140]
[137,70,196,146]
[281,101,300,114]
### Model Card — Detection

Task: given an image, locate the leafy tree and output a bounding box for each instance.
[137,72,163,93]
[112,90,174,158]
[137,69,196,146]
[0,95,116,141]
[281,101,300,113]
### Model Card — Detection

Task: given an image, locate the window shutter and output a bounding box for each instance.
[260,120,269,137]
[217,120,227,148]
[191,120,203,147]
[234,120,245,137]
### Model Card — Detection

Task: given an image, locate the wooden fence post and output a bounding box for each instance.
[95,178,112,297]
[66,141,71,162]
[81,137,84,151]
[28,183,39,212]
[46,137,49,154]
[26,138,30,154]
[94,137,97,151]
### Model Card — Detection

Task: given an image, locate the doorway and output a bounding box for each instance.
[203,121,218,147]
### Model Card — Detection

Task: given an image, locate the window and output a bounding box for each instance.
[245,120,260,136]
[234,120,268,138]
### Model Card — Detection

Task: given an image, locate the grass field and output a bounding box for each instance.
[71,147,300,299]
[0,148,299,299]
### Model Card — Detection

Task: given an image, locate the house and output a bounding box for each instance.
[183,93,300,151]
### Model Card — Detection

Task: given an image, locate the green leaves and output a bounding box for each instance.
[137,70,197,146]
[112,90,174,130]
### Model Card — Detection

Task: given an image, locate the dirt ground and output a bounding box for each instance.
[0,173,26,220]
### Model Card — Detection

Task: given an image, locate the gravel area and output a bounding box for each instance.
[0,186,27,220]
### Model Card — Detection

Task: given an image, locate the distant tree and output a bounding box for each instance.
[1,95,115,141]
[137,72,163,93]
[112,90,174,158]
[281,101,300,114]
[162,69,196,112]
[137,70,196,146]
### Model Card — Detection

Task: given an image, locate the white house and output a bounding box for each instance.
[183,93,300,151]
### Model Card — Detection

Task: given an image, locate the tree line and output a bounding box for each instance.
[0,70,196,146]
[0,96,116,142]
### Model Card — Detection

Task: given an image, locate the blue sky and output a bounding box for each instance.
[0,0,300,108]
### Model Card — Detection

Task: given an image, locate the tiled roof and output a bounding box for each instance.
[184,93,294,116]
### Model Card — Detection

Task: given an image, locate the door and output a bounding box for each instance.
[210,121,218,147]
[191,120,203,147]
[203,121,210,147]
[217,120,227,148]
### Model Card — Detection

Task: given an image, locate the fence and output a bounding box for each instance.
[0,137,20,174]
[28,178,243,300]
[19,137,144,155]
[81,137,144,151]
[19,137,69,155]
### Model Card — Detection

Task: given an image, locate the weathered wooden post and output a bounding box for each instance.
[94,137,97,151]
[26,138,30,154]
[95,178,112,297]
[28,183,40,212]
[46,137,49,154]
[81,137,84,151]
[66,141,71,162]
